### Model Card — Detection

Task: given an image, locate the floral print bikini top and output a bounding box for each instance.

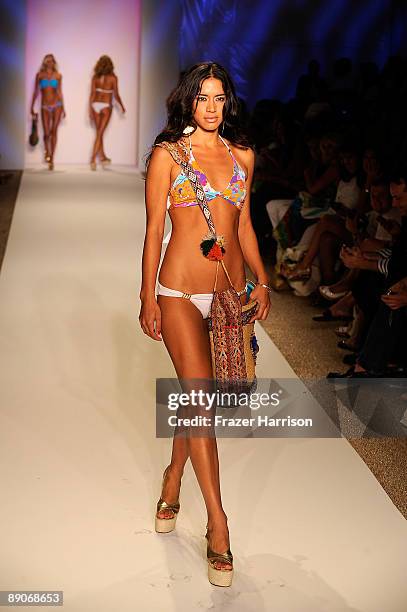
[166,135,247,211]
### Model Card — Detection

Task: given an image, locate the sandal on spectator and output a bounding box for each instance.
[337,340,358,351]
[269,275,289,291]
[283,266,312,281]
[319,286,349,301]
[327,366,370,378]
[313,309,353,322]
[327,366,355,378]
[335,326,351,338]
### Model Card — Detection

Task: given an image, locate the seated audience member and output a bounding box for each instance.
[328,166,407,377]
[282,145,363,282]
[317,178,401,297]
[252,112,303,200]
[361,179,402,249]
[267,133,341,258]
[250,102,293,254]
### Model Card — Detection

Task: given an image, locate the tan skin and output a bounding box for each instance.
[89,73,125,163]
[30,54,65,167]
[139,77,270,569]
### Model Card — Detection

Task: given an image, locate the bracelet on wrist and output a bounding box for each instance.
[255,281,272,292]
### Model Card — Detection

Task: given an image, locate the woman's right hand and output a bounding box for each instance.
[139,297,162,341]
[31,110,38,119]
[377,216,401,237]
[345,214,358,235]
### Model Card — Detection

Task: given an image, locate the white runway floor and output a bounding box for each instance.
[0,165,406,612]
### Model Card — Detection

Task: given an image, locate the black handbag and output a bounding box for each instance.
[29,117,39,146]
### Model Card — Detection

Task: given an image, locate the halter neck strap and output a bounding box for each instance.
[188,134,233,158]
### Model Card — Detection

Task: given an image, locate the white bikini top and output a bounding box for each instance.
[95,75,113,94]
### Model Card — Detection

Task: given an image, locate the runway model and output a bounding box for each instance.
[30,53,65,170]
[89,55,126,170]
[139,62,271,586]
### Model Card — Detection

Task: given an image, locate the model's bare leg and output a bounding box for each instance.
[41,108,51,161]
[157,294,231,570]
[50,106,63,162]
[90,108,102,163]
[157,432,189,519]
[94,107,112,161]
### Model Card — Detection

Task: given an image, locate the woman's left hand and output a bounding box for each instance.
[381,290,407,310]
[248,285,271,323]
[340,245,367,269]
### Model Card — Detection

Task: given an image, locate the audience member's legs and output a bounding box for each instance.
[319,232,341,285]
[326,291,355,316]
[352,271,386,334]
[356,303,406,373]
[326,269,360,293]
[293,214,348,272]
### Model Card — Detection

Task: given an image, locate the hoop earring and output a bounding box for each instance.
[221,122,225,135]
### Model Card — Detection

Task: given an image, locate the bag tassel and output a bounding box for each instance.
[200,233,226,261]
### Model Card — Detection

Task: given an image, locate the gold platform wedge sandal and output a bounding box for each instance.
[155,466,180,533]
[205,531,234,587]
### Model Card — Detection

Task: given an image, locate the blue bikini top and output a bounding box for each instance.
[40,78,58,89]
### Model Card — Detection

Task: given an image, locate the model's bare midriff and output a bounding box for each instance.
[158,199,246,295]
[39,73,60,106]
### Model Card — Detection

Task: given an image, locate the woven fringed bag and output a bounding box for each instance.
[208,258,259,395]
[156,137,259,395]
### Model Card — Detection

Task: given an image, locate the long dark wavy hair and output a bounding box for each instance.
[145,62,251,168]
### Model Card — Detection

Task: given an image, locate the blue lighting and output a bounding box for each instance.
[179,0,401,108]
[0,0,26,168]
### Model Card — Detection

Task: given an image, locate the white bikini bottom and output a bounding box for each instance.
[157,281,247,319]
[92,101,111,113]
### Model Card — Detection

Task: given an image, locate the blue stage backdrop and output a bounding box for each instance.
[179,0,407,109]
[0,0,26,169]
